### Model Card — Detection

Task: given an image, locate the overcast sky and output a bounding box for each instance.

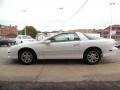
[0,0,120,31]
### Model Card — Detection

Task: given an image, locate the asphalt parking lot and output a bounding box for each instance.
[0,47,120,90]
[0,46,120,82]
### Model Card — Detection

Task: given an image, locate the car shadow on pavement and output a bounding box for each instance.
[8,59,119,65]
[8,59,21,65]
[36,58,120,65]
[36,59,87,65]
[7,59,85,65]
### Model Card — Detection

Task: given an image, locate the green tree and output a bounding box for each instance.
[18,30,22,35]
[22,26,38,38]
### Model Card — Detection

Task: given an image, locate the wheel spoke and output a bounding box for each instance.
[87,50,100,63]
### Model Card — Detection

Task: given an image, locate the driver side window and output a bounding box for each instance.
[50,33,80,42]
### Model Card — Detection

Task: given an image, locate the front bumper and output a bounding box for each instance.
[8,48,18,59]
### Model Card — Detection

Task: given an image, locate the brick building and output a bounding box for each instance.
[0,24,18,38]
[100,25,120,41]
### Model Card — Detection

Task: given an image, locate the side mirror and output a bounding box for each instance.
[42,40,51,44]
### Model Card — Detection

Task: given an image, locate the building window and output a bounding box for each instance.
[104,36,107,38]
[112,36,115,39]
[112,27,114,30]
[117,32,120,35]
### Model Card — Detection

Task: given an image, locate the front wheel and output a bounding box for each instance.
[84,49,101,65]
[18,50,36,65]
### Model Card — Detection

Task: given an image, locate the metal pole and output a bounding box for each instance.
[25,26,26,35]
[109,3,115,39]
[110,3,112,39]
[58,7,64,31]
[21,10,26,36]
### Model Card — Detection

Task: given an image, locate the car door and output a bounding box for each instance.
[42,33,81,59]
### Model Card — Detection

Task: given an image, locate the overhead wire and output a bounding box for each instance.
[63,0,88,24]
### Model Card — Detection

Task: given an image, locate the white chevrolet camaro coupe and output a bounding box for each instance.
[8,32,118,65]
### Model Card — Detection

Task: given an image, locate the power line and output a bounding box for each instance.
[64,0,88,24]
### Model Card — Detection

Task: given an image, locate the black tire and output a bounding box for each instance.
[18,49,36,65]
[84,49,101,65]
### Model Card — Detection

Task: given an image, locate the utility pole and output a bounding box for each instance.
[109,3,115,39]
[58,7,64,31]
[21,10,27,36]
[24,26,26,36]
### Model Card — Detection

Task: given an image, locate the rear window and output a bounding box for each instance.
[84,34,102,40]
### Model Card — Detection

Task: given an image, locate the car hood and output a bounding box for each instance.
[13,40,42,47]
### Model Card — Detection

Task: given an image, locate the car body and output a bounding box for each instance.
[8,32,118,65]
[0,36,15,46]
[15,35,36,44]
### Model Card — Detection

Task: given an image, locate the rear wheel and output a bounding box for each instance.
[18,50,36,65]
[84,49,101,64]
